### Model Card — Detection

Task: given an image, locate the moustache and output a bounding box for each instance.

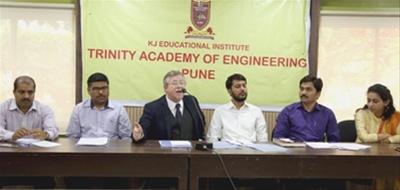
[301,95,308,98]
[22,99,30,102]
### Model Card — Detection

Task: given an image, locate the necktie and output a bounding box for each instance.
[175,103,182,123]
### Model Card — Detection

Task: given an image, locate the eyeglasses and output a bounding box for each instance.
[91,86,109,93]
[169,81,185,87]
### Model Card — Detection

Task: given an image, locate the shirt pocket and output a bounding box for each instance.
[104,117,118,136]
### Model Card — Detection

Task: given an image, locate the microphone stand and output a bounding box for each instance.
[182,89,205,139]
[182,89,212,149]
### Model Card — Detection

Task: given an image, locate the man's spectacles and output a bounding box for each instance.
[91,86,109,93]
[169,81,185,87]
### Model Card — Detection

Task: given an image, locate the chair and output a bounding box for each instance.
[338,120,374,188]
[338,120,357,142]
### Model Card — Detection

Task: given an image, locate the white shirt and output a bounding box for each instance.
[207,101,268,142]
[165,96,183,117]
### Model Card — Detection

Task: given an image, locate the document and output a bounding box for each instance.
[16,137,40,146]
[225,140,288,152]
[246,143,288,152]
[334,143,371,151]
[227,140,252,146]
[305,142,336,149]
[32,141,60,148]
[159,140,192,148]
[16,138,61,148]
[305,142,371,151]
[273,138,306,148]
[76,137,109,146]
[212,141,240,149]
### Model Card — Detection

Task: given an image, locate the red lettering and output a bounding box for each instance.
[182,69,215,80]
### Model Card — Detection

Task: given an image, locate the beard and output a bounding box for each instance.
[232,93,247,102]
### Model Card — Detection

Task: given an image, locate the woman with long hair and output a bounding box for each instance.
[356,83,400,143]
[355,83,399,190]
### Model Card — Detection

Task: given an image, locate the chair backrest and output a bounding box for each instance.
[338,120,357,142]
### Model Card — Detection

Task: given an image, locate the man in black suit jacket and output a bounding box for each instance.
[132,70,205,142]
[131,70,205,189]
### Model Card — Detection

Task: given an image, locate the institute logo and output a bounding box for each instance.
[185,0,215,40]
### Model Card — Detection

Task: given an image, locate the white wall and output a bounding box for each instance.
[318,11,400,122]
[0,2,76,132]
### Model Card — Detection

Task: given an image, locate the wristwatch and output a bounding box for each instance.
[44,132,50,140]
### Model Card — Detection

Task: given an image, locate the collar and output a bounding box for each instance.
[9,99,37,113]
[165,96,183,111]
[227,100,249,110]
[85,99,111,109]
[296,101,321,112]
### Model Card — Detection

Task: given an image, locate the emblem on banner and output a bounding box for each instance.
[185,0,215,40]
[191,0,210,30]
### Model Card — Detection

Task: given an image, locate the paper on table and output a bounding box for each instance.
[212,141,240,149]
[273,138,306,148]
[333,143,371,151]
[277,138,295,143]
[246,143,288,152]
[306,142,371,151]
[76,137,108,146]
[16,137,40,146]
[305,142,336,149]
[159,140,192,148]
[32,141,60,148]
[227,140,252,146]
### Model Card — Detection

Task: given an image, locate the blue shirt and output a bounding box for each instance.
[66,99,132,140]
[273,102,339,142]
[0,99,59,140]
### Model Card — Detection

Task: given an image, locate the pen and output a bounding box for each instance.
[18,143,32,147]
[0,143,19,148]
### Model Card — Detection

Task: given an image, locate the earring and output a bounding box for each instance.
[385,106,389,112]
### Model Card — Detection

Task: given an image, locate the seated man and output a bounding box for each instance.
[273,75,342,190]
[65,72,135,189]
[133,70,205,142]
[273,75,339,142]
[206,73,276,190]
[132,70,205,189]
[207,73,267,143]
[0,75,59,189]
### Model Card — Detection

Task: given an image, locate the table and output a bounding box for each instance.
[0,139,189,189]
[1,139,399,190]
[189,143,400,190]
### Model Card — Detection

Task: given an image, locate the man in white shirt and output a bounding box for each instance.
[207,73,267,142]
[206,73,274,189]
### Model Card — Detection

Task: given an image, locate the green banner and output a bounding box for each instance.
[81,0,309,110]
